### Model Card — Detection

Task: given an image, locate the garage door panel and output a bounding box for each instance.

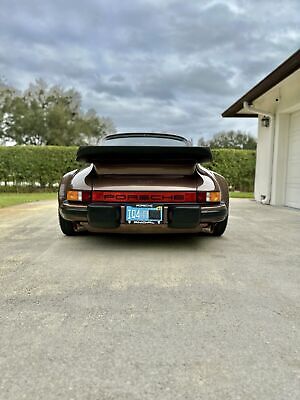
[286,174,300,185]
[290,112,300,128]
[285,188,300,208]
[285,111,300,209]
[288,135,300,150]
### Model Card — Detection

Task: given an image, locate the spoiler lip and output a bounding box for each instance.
[76,146,212,164]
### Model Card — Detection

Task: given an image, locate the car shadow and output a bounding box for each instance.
[74,231,215,251]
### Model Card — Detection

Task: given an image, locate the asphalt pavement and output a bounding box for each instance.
[0,199,299,400]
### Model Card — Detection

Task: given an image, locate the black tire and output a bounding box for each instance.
[59,213,78,236]
[211,217,228,237]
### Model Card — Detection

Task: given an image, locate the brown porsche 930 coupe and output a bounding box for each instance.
[58,132,229,236]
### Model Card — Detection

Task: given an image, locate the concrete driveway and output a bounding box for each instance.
[0,199,299,400]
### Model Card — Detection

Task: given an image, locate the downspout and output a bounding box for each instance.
[243,102,275,205]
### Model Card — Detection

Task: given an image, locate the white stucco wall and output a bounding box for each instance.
[270,113,290,206]
[253,69,300,206]
[254,117,274,203]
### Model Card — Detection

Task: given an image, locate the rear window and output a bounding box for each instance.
[103,135,189,147]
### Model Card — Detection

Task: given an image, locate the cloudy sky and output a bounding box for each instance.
[0,0,299,141]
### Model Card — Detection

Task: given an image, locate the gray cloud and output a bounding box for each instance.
[92,75,135,98]
[0,0,299,140]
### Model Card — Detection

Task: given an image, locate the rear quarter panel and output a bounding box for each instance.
[213,172,229,208]
[58,165,93,206]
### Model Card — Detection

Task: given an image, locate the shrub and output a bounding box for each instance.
[0,146,79,190]
[209,149,256,192]
[0,146,256,192]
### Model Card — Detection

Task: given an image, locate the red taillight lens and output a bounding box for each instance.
[91,191,197,203]
[82,190,92,202]
[197,191,221,203]
[197,191,206,202]
[66,190,221,204]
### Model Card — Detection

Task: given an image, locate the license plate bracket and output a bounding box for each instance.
[125,205,163,224]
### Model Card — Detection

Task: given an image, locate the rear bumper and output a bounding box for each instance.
[60,201,228,232]
[60,203,88,221]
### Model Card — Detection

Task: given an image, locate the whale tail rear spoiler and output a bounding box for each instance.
[76,146,212,165]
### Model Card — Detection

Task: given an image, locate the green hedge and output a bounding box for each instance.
[209,149,256,192]
[0,146,79,191]
[0,146,256,192]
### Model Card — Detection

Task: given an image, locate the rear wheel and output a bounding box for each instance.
[211,217,228,236]
[59,213,78,236]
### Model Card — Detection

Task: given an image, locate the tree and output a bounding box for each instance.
[198,130,257,150]
[0,79,115,145]
[197,137,207,147]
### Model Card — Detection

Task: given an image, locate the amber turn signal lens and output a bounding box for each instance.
[207,191,221,202]
[67,191,80,201]
[66,190,91,202]
[67,190,82,201]
[197,191,221,203]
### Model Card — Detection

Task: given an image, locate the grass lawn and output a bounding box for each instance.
[230,192,254,199]
[0,192,57,208]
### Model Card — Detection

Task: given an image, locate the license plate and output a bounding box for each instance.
[126,205,163,224]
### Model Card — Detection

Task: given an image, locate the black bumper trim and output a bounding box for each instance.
[60,202,228,227]
[60,204,88,221]
[168,206,201,228]
[87,204,120,228]
[167,204,227,228]
[199,204,227,223]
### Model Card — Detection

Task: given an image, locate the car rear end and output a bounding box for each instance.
[59,139,228,234]
[61,193,227,235]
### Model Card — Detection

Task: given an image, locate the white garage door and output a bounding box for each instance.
[285,110,300,208]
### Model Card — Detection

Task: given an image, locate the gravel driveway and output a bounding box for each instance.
[0,199,299,399]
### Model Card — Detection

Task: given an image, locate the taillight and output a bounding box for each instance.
[66,190,221,204]
[66,190,91,202]
[197,191,221,203]
[91,191,197,203]
[82,191,92,202]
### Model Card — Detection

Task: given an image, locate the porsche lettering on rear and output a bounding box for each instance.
[91,191,196,203]
[104,193,185,202]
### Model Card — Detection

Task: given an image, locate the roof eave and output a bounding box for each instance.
[222,48,300,118]
[222,112,258,118]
